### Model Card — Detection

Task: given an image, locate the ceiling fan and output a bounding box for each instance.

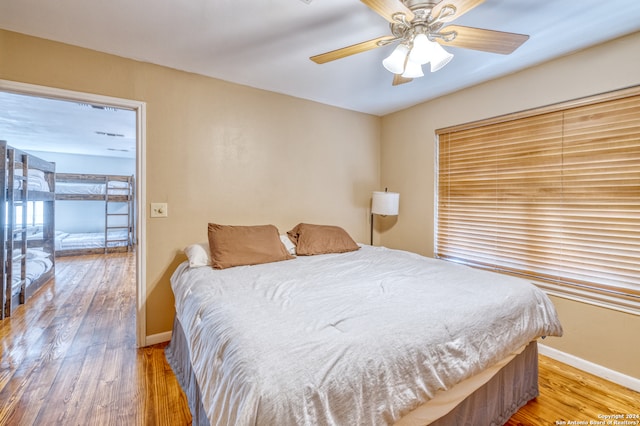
[310,0,529,85]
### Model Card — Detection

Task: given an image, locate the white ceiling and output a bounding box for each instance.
[1,0,640,156]
[0,91,136,159]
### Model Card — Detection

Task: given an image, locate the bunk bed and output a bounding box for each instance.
[54,173,135,256]
[1,140,56,319]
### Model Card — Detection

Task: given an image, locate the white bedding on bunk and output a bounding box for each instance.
[171,245,563,426]
[55,229,130,250]
[13,168,51,192]
[56,180,130,195]
[11,248,54,296]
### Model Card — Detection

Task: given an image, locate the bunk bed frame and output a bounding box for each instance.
[1,141,56,319]
[55,173,135,256]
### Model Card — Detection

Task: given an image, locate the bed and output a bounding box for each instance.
[55,173,133,200]
[1,140,56,319]
[165,223,563,425]
[55,173,135,256]
[54,229,131,251]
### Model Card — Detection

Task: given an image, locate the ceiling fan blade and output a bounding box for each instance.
[310,36,394,64]
[431,0,485,23]
[392,74,413,86]
[439,25,529,54]
[361,0,415,23]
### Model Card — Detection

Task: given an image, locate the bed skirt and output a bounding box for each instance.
[165,317,210,426]
[427,340,538,425]
[165,317,539,426]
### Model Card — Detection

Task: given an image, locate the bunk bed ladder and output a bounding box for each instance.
[16,152,29,305]
[104,176,133,254]
[3,149,28,316]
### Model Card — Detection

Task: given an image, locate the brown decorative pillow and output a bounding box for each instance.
[287,223,359,256]
[208,223,294,269]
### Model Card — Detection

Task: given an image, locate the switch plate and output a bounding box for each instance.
[150,202,168,218]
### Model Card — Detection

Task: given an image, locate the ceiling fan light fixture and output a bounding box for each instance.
[401,58,424,78]
[310,0,531,87]
[382,43,410,74]
[408,33,431,65]
[429,42,454,72]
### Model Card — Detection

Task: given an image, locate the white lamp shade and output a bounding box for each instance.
[382,44,410,74]
[429,42,454,72]
[372,191,400,216]
[401,58,424,78]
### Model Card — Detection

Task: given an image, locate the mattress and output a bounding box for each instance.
[13,168,51,192]
[168,245,562,425]
[56,180,130,196]
[11,248,54,297]
[55,229,130,250]
[167,320,540,426]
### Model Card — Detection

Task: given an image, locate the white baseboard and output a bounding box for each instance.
[538,343,640,393]
[145,331,172,346]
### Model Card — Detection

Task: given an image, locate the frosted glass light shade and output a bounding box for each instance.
[429,42,454,72]
[408,33,431,64]
[372,191,400,216]
[401,59,424,78]
[382,44,410,74]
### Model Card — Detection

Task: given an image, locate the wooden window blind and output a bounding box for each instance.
[436,89,640,301]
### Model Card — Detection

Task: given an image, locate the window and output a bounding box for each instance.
[15,201,45,227]
[436,87,640,308]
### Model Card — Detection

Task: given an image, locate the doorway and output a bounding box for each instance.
[0,80,147,346]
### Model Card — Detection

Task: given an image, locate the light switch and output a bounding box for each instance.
[150,202,168,218]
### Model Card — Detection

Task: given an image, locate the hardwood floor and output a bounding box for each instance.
[0,252,190,425]
[507,356,640,426]
[1,252,638,425]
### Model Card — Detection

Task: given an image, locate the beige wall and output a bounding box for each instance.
[380,31,640,378]
[0,30,381,336]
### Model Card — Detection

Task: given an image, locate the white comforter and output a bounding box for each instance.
[171,245,562,426]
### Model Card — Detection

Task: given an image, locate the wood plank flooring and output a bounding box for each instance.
[1,252,638,425]
[0,252,189,425]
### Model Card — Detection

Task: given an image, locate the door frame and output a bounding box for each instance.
[0,79,147,347]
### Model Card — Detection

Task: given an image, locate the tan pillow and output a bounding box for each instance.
[287,223,359,256]
[208,223,294,269]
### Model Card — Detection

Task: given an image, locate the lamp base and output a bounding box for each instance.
[370,213,374,245]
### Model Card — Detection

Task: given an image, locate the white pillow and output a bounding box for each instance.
[108,180,130,189]
[280,234,296,256]
[184,243,211,267]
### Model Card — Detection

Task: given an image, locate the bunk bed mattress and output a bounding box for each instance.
[55,230,130,250]
[56,181,130,195]
[11,249,54,297]
[167,245,562,425]
[14,169,51,192]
